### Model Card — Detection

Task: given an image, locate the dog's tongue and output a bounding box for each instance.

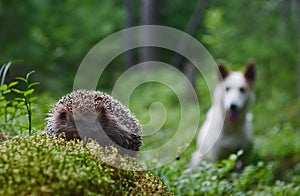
[228,111,239,122]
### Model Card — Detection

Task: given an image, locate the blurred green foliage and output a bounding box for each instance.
[0,0,125,93]
[1,0,300,195]
[1,0,299,97]
[153,155,300,195]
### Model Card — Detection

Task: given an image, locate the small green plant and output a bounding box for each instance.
[0,81,21,125]
[0,62,39,137]
[12,71,39,135]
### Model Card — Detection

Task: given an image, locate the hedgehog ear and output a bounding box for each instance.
[218,63,229,81]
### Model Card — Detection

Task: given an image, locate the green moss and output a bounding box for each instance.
[0,134,172,195]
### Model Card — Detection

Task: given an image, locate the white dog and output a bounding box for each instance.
[190,62,256,168]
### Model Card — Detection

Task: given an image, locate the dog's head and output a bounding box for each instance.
[218,61,256,123]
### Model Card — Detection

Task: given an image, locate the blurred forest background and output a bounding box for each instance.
[1,0,299,97]
[1,0,300,194]
[1,0,300,154]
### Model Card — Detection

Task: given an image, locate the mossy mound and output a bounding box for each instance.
[0,134,171,195]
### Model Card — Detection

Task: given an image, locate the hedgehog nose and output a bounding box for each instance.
[230,103,238,111]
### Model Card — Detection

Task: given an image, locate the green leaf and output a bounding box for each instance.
[15,98,25,101]
[17,101,25,107]
[0,84,8,91]
[12,88,24,94]
[229,154,237,161]
[237,149,244,157]
[26,70,35,80]
[28,82,40,89]
[8,81,19,88]
[16,77,27,83]
[3,89,11,94]
[24,89,34,97]
[29,97,37,102]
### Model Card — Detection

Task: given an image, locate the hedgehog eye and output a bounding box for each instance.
[239,87,246,93]
[59,112,67,121]
[225,87,230,92]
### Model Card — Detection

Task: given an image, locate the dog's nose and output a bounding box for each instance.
[230,103,238,111]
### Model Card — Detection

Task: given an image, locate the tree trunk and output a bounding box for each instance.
[171,0,209,70]
[124,0,136,68]
[281,0,292,23]
[170,0,209,92]
[140,0,160,69]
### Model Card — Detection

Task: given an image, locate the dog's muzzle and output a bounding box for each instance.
[227,103,240,122]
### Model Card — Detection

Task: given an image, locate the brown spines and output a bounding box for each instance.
[46,89,142,154]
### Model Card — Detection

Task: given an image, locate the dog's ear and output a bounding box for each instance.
[218,63,229,80]
[244,60,256,85]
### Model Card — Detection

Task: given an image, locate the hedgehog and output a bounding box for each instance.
[46,89,142,155]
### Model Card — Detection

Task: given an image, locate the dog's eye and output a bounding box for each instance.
[239,87,246,93]
[225,87,230,92]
